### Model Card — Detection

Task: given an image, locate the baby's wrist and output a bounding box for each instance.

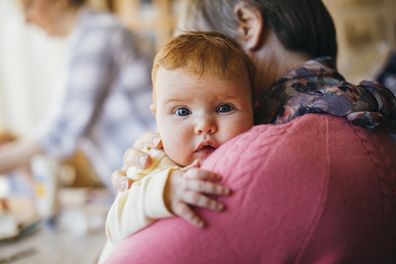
[164,167,182,213]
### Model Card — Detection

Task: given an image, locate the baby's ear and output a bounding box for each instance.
[150,104,156,116]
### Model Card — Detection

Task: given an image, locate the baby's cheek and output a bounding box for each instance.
[162,140,190,167]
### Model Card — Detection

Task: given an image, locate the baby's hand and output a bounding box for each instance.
[164,165,231,228]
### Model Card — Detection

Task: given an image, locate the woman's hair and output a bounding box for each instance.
[151,31,256,95]
[178,0,337,59]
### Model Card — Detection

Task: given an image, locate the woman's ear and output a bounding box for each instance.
[234,2,264,51]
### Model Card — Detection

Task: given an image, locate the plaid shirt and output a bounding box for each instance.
[36,9,155,192]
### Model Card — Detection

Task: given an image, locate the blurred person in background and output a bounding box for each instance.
[0,0,155,193]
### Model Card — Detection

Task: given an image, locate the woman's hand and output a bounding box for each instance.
[165,165,231,228]
[112,131,163,192]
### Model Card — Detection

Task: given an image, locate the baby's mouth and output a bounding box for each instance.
[194,142,218,159]
[197,145,216,153]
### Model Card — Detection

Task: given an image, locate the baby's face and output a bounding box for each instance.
[153,67,253,166]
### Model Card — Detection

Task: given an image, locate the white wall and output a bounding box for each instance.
[0,0,67,136]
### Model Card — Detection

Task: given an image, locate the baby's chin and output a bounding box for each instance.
[192,146,217,164]
[173,147,217,167]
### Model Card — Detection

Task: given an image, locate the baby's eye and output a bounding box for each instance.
[216,103,235,113]
[175,107,191,116]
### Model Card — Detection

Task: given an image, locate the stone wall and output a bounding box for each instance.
[323,0,396,83]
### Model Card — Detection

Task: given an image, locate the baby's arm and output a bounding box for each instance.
[106,159,231,246]
[100,165,172,264]
[100,164,230,264]
[106,165,173,245]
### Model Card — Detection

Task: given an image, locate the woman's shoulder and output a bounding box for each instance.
[110,114,396,263]
[203,114,396,181]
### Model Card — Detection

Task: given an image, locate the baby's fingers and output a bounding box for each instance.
[184,179,231,196]
[173,202,205,228]
[181,190,225,211]
[184,168,222,181]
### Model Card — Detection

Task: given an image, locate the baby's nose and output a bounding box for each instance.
[194,118,217,135]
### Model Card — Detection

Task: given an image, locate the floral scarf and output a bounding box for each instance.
[255,57,396,133]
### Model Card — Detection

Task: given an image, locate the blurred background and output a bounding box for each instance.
[0,0,396,263]
[1,0,396,136]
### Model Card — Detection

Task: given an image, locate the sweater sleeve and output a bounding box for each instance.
[105,167,174,245]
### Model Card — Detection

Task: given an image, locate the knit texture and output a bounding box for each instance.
[108,114,396,263]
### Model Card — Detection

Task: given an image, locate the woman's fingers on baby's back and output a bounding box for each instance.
[112,147,152,191]
[123,148,152,169]
[133,131,162,150]
[111,169,132,192]
[121,131,161,172]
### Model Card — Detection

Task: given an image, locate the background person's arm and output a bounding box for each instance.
[0,25,115,175]
[0,138,43,174]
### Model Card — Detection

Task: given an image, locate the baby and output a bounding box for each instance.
[100,31,255,262]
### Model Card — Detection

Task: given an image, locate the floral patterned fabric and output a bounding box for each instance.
[255,57,396,133]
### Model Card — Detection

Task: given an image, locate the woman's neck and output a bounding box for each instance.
[253,31,309,96]
[54,6,81,37]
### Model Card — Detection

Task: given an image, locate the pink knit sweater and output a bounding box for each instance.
[108,114,396,263]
